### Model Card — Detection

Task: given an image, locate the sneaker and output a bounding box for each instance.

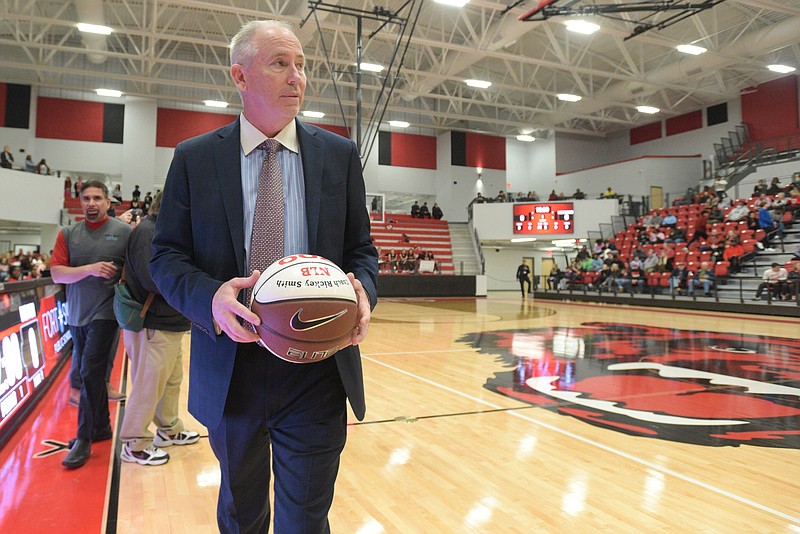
[153,429,201,447]
[121,443,170,466]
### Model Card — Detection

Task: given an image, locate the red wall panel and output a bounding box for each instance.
[741,75,799,140]
[465,132,506,170]
[156,108,235,147]
[310,123,350,139]
[391,132,437,169]
[36,97,104,142]
[666,110,702,136]
[630,121,662,145]
[0,83,6,127]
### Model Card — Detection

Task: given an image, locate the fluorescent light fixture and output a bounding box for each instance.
[77,23,112,35]
[203,100,228,108]
[552,239,577,247]
[557,93,582,102]
[511,237,537,243]
[636,105,660,114]
[767,64,796,74]
[516,135,536,142]
[357,62,385,72]
[565,20,599,35]
[96,88,122,98]
[434,0,469,6]
[302,110,325,118]
[676,44,707,55]
[465,79,492,89]
[388,120,409,128]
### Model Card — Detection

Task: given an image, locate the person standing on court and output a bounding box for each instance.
[119,191,200,466]
[50,180,132,468]
[149,20,378,533]
[516,259,531,298]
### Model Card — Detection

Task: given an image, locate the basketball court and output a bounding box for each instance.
[5,294,796,532]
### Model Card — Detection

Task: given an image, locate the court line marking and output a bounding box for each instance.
[362,354,800,525]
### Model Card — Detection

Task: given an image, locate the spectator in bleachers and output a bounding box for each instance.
[688,262,715,296]
[757,202,778,251]
[752,262,788,300]
[64,177,72,198]
[722,235,744,274]
[572,188,586,200]
[669,262,691,295]
[112,184,123,203]
[131,185,141,203]
[1,146,14,169]
[410,201,420,218]
[432,203,443,220]
[662,211,678,227]
[36,158,51,175]
[628,264,646,293]
[603,264,626,293]
[602,186,616,199]
[787,261,800,301]
[419,202,430,219]
[713,176,728,200]
[496,191,507,202]
[5,265,25,282]
[24,155,36,172]
[473,192,486,204]
[767,177,782,195]
[74,177,83,198]
[753,179,767,196]
[726,200,750,222]
[548,190,558,201]
[387,249,398,272]
[546,265,562,289]
[530,191,540,201]
[642,249,659,272]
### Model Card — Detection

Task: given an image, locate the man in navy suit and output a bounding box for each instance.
[150,20,378,533]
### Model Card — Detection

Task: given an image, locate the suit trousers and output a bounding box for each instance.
[70,327,119,388]
[70,320,118,439]
[120,328,186,451]
[209,343,347,534]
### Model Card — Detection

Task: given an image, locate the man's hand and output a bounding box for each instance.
[211,271,262,343]
[347,273,371,346]
[91,261,119,279]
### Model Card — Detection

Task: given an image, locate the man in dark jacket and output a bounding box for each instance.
[119,192,200,466]
[516,259,531,298]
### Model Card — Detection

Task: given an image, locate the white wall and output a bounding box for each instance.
[122,97,158,197]
[0,169,64,225]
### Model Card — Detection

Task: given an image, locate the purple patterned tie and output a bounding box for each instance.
[245,139,284,332]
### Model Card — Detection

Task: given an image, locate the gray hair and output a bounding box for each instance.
[230,20,295,66]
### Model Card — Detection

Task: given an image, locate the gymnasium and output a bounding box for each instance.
[0,1,798,532]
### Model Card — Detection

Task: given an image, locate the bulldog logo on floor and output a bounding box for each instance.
[461,323,800,448]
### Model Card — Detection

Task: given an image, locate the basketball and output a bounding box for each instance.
[250,254,358,363]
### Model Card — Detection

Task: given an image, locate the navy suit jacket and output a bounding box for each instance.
[150,118,378,430]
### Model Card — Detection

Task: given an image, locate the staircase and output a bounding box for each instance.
[449,222,482,275]
[371,214,456,274]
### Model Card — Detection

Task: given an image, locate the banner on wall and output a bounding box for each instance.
[0,286,71,436]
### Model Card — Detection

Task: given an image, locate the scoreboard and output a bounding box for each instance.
[513,202,575,235]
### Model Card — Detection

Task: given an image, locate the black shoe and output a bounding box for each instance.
[62,439,91,469]
[68,425,113,449]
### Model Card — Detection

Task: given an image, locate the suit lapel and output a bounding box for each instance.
[214,119,246,274]
[297,120,323,251]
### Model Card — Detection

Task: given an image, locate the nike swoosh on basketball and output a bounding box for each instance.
[290,308,349,331]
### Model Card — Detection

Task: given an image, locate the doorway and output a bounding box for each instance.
[650,186,663,210]
[540,257,556,290]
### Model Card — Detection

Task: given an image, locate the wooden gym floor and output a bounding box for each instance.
[3,294,799,532]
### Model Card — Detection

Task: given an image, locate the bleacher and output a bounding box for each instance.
[370,213,455,275]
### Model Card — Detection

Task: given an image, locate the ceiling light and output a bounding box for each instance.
[433,0,470,6]
[511,237,537,243]
[565,20,599,35]
[203,100,228,108]
[96,89,122,98]
[767,64,796,74]
[516,135,535,142]
[557,93,582,102]
[636,105,660,114]
[357,62,385,73]
[77,23,113,35]
[302,110,325,118]
[465,79,492,89]
[676,44,707,55]
[389,120,410,128]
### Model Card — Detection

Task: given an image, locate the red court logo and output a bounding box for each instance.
[463,323,800,448]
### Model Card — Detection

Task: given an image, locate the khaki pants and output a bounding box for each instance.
[120,328,186,451]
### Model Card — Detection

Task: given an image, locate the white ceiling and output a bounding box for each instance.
[0,0,799,142]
